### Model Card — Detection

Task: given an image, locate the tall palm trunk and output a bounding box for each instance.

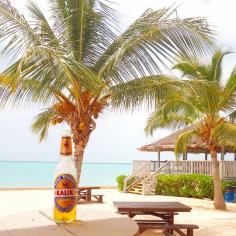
[72,121,92,185]
[70,94,107,185]
[210,148,226,209]
[74,143,86,184]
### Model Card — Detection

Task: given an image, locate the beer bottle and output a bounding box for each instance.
[54,130,77,223]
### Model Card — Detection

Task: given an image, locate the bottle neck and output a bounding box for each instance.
[60,135,72,156]
[59,154,73,159]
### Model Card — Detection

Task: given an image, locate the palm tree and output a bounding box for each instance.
[144,50,236,209]
[0,0,214,183]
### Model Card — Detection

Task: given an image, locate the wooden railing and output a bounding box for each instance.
[126,160,236,195]
[133,160,236,178]
[133,160,166,174]
[123,161,150,192]
[168,161,213,175]
[142,161,171,195]
[133,161,150,177]
[220,161,236,179]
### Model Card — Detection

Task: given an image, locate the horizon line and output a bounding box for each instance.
[0,160,132,164]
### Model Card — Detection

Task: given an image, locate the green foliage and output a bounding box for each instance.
[0,1,215,142]
[155,174,236,199]
[144,50,236,154]
[221,180,236,192]
[116,175,136,191]
[116,175,127,191]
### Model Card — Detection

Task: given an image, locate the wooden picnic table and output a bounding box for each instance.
[77,186,103,203]
[114,201,196,235]
[78,186,100,198]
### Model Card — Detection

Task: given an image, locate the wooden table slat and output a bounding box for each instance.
[113,201,194,235]
[113,201,192,213]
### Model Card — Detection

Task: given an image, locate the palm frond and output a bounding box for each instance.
[162,98,199,120]
[212,123,236,150]
[111,75,183,111]
[209,50,231,82]
[95,6,214,85]
[220,67,236,110]
[0,0,40,60]
[173,62,200,78]
[31,107,57,142]
[185,79,220,115]
[175,129,199,157]
[49,0,119,65]
[1,43,105,107]
[173,61,209,80]
[145,109,195,135]
[26,1,60,48]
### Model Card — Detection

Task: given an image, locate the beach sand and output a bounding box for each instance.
[0,189,235,236]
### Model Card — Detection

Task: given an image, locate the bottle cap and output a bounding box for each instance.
[60,134,72,156]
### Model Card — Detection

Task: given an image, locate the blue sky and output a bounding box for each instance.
[0,0,236,163]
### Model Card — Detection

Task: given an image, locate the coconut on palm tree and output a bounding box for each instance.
[143,50,236,209]
[0,0,214,183]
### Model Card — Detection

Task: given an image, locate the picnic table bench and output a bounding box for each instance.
[113,201,199,236]
[77,186,103,203]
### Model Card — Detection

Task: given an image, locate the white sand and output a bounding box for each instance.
[0,189,235,236]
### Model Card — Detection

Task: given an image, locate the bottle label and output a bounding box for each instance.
[54,174,77,213]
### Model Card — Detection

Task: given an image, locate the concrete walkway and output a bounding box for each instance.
[0,189,235,235]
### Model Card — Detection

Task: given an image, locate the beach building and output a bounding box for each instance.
[124,125,236,195]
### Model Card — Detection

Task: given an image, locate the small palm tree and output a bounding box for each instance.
[144,50,236,209]
[0,0,214,183]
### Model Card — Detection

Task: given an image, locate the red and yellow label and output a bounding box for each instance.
[54,174,77,213]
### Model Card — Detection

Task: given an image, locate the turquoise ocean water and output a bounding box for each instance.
[0,162,132,187]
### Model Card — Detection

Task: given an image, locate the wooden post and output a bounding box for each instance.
[221,149,224,161]
[219,161,223,179]
[183,152,187,161]
[205,152,208,161]
[157,150,161,168]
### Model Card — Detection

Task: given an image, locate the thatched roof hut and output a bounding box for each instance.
[138,124,235,161]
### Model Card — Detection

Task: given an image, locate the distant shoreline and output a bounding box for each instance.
[0,186,117,191]
[0,160,132,164]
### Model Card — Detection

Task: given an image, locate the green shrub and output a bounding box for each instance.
[116,175,136,191]
[155,174,236,199]
[116,175,127,191]
[117,173,236,198]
